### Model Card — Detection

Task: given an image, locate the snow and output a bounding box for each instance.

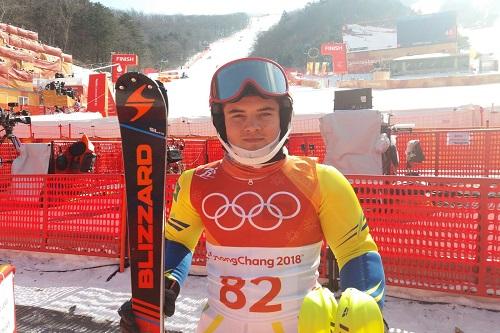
[3,13,500,333]
[3,249,500,332]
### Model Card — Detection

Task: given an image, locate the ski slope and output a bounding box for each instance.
[164,14,281,120]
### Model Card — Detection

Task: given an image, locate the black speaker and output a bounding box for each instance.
[334,88,372,110]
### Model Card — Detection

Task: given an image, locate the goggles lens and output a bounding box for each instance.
[212,58,288,102]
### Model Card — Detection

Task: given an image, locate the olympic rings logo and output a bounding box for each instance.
[201,191,301,231]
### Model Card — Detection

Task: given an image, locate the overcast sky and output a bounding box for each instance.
[90,0,314,15]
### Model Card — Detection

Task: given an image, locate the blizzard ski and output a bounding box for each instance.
[116,72,168,333]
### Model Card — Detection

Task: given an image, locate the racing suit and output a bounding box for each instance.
[165,155,385,333]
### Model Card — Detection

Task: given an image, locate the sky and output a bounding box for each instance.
[90,0,314,15]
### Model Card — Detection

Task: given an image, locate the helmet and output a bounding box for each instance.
[333,288,384,333]
[298,287,338,333]
[209,57,293,166]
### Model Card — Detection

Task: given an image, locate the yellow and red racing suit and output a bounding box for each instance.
[166,155,384,333]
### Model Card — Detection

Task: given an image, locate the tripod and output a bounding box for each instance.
[0,128,22,167]
[0,104,30,166]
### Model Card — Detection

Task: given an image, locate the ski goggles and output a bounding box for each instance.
[210,57,289,104]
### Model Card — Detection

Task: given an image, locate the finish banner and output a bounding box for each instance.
[111,53,138,83]
[320,42,347,74]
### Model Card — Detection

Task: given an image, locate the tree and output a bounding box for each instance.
[251,0,412,67]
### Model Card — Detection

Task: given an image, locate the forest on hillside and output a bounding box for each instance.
[251,0,412,67]
[0,0,249,69]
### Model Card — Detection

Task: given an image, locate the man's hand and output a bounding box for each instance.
[118,278,179,332]
[118,300,140,333]
[164,278,180,317]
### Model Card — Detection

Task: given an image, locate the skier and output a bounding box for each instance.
[119,57,386,332]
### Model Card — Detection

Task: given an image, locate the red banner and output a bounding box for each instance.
[87,73,107,116]
[320,42,347,74]
[111,53,138,83]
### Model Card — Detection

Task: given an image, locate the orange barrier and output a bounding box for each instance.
[349,175,500,298]
[207,139,224,162]
[395,129,500,177]
[0,173,498,298]
[4,129,500,177]
[0,174,126,271]
[205,127,493,178]
[182,139,208,170]
[0,144,17,175]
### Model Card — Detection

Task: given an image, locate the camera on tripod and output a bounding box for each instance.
[0,102,31,136]
[0,102,31,154]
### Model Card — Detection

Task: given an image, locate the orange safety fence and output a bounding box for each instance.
[394,129,500,177]
[0,174,126,270]
[348,174,500,298]
[0,144,18,174]
[207,139,224,162]
[285,130,500,177]
[0,173,499,297]
[182,139,208,170]
[3,128,500,177]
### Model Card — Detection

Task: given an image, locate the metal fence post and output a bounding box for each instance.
[476,178,491,296]
[42,175,49,251]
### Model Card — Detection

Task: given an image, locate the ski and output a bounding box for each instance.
[116,72,168,333]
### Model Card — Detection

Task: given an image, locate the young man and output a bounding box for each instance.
[120,57,385,332]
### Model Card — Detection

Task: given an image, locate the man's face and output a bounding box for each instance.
[222,95,281,151]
